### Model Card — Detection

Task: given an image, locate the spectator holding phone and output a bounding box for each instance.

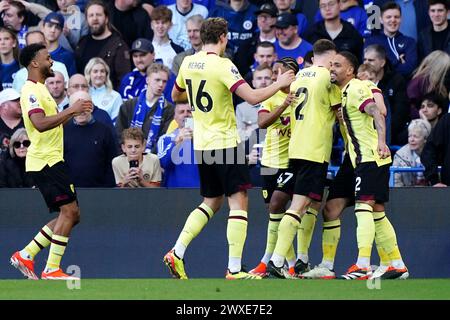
[112,127,162,187]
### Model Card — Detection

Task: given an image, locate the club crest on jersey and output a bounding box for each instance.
[243,20,253,30]
[280,116,290,126]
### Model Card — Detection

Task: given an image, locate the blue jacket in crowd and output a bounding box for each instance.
[64,118,118,188]
[157,128,199,188]
[119,68,176,104]
[210,1,258,54]
[364,31,417,77]
[50,45,77,76]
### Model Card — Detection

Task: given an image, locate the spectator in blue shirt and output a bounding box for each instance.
[274,0,309,36]
[364,1,417,78]
[119,37,176,103]
[0,27,20,89]
[119,38,155,101]
[314,0,370,37]
[274,13,312,69]
[157,101,199,188]
[374,0,431,42]
[210,0,258,55]
[41,12,77,76]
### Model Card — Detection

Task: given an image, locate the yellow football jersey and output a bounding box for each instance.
[175,51,246,150]
[362,79,382,95]
[288,66,342,163]
[259,91,291,169]
[20,80,64,172]
[340,78,391,167]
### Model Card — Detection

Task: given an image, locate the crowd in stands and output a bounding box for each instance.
[1,0,450,188]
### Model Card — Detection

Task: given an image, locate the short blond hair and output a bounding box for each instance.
[146,62,170,78]
[84,57,113,92]
[121,127,145,144]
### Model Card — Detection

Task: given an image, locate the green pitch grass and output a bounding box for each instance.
[0,279,449,300]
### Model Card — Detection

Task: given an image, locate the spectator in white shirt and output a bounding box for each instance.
[168,0,208,50]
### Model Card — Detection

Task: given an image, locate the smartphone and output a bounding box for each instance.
[129,160,139,168]
[184,117,194,130]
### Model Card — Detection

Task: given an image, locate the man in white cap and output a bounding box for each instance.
[0,88,24,157]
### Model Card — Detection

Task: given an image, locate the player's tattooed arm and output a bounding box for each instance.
[364,102,390,159]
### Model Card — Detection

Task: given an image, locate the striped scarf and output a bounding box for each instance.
[130,92,165,152]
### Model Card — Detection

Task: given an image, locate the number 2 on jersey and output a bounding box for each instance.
[186,79,213,112]
[294,87,308,121]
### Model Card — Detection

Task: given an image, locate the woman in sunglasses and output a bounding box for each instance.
[0,128,35,187]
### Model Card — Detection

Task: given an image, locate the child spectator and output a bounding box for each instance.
[112,127,162,188]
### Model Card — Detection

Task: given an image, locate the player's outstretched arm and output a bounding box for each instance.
[30,99,93,132]
[235,69,295,105]
[364,102,390,159]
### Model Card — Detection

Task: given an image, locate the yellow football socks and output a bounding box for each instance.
[45,234,68,271]
[23,225,53,259]
[227,210,248,258]
[373,211,404,267]
[355,203,375,268]
[272,210,301,266]
[178,203,214,251]
[263,213,283,260]
[322,219,341,267]
[297,207,318,262]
